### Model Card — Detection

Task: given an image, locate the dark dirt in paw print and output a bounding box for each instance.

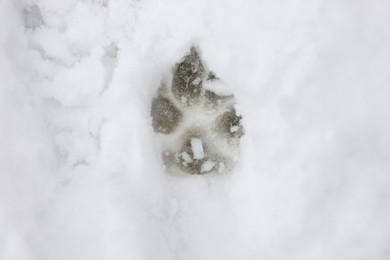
[217,108,244,139]
[151,96,182,134]
[150,46,243,175]
[172,47,205,106]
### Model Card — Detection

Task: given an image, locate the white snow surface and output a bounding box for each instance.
[1,0,390,260]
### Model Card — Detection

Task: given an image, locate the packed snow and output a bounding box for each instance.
[1,0,390,259]
[190,138,204,160]
[181,151,192,164]
[200,160,216,173]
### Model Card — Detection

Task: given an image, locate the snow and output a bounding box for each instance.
[192,77,201,86]
[190,138,204,160]
[181,151,193,163]
[203,80,232,96]
[201,160,216,173]
[1,0,390,259]
[230,125,240,133]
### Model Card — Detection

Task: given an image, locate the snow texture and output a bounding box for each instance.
[1,0,390,259]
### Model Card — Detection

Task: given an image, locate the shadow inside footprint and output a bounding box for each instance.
[23,5,44,30]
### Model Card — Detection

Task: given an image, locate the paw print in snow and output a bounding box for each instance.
[151,47,243,175]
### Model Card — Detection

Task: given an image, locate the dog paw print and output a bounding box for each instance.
[151,47,243,175]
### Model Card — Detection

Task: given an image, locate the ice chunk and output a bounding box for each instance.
[192,77,201,85]
[190,138,204,160]
[230,125,240,133]
[203,80,233,96]
[201,160,216,173]
[182,151,193,163]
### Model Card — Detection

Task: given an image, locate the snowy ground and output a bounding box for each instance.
[1,0,390,259]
